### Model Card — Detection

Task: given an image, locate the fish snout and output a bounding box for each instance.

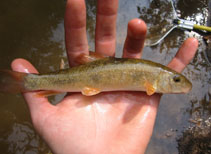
[182,81,192,93]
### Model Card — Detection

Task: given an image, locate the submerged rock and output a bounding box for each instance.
[177,117,211,154]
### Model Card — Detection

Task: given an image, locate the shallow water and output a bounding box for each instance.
[0,0,210,153]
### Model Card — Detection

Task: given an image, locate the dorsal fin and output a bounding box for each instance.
[75,51,108,65]
[60,58,65,70]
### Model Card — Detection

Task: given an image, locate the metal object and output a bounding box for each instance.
[148,25,178,46]
[146,0,211,47]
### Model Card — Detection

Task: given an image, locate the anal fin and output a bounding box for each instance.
[36,91,63,97]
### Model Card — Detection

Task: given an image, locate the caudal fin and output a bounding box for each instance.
[0,70,27,93]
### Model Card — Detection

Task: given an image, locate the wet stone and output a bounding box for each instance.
[177,117,211,154]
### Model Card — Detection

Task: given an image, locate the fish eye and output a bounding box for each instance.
[173,75,181,83]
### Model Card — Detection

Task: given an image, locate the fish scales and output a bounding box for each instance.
[22,57,187,93]
[0,57,191,95]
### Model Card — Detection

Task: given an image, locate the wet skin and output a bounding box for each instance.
[11,0,198,154]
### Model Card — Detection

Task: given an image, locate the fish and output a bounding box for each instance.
[0,55,192,96]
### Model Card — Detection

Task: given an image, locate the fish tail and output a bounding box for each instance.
[0,70,27,93]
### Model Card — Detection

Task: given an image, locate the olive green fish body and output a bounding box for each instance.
[17,57,192,95]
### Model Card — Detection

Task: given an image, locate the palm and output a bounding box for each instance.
[11,0,198,154]
[35,92,160,154]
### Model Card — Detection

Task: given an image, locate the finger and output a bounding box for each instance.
[95,0,118,56]
[123,19,147,58]
[168,38,198,72]
[11,59,55,120]
[65,0,89,66]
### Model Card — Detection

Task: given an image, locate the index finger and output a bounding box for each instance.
[65,0,89,66]
[168,38,198,72]
[95,0,118,56]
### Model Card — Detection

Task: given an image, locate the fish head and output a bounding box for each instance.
[157,71,192,94]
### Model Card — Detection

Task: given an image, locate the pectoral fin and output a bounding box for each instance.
[144,81,155,96]
[75,51,107,65]
[81,87,101,96]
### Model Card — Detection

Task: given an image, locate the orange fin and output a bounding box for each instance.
[60,58,65,70]
[36,91,63,97]
[144,81,155,96]
[75,51,107,65]
[0,70,27,93]
[89,51,107,59]
[81,87,101,96]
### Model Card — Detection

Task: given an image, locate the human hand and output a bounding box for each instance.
[11,0,198,154]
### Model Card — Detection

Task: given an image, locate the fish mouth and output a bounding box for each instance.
[182,82,192,93]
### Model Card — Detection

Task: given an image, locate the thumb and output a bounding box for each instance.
[11,58,55,125]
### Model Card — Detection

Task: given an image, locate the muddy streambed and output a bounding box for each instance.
[0,0,210,153]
